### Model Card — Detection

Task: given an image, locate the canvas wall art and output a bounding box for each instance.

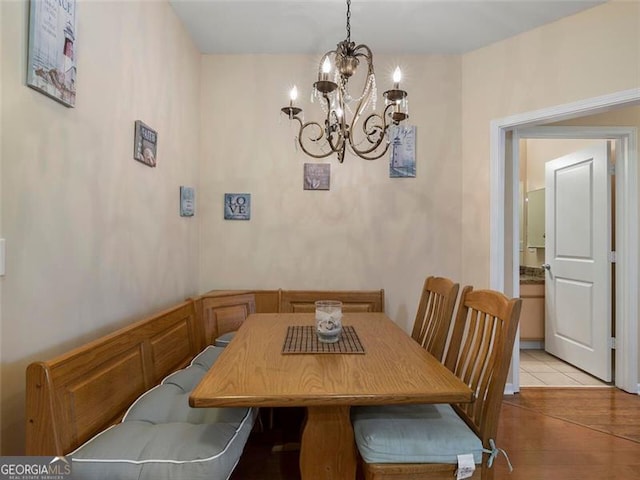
[180,186,195,217]
[27,0,78,107]
[133,121,158,167]
[389,125,416,178]
[303,163,330,190]
[224,193,251,220]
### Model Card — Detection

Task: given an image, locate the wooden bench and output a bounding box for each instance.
[25,288,385,478]
[25,300,202,456]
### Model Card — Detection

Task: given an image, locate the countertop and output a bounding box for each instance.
[520,266,545,285]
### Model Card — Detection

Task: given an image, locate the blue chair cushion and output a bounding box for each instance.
[214,331,236,347]
[352,403,483,464]
[70,410,257,480]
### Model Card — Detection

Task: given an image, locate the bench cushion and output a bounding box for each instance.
[214,331,236,347]
[161,364,208,392]
[191,345,225,369]
[124,383,249,426]
[352,403,483,464]
[70,409,257,480]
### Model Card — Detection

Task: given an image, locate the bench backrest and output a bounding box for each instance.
[279,289,385,313]
[196,291,256,344]
[25,301,200,456]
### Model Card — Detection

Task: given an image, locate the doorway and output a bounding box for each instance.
[519,138,614,386]
[489,88,640,394]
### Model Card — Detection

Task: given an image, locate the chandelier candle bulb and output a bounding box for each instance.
[289,86,298,106]
[393,67,402,89]
[320,57,331,81]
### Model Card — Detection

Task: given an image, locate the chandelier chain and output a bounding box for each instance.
[346,0,351,43]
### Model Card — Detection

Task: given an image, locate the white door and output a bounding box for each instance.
[544,142,612,382]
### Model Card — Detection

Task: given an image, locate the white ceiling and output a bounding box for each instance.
[169,0,605,55]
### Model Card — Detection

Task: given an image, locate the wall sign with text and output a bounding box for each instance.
[224,193,251,220]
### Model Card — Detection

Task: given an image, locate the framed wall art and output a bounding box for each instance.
[133,120,158,167]
[224,193,251,220]
[27,0,78,107]
[180,186,195,217]
[389,125,416,178]
[303,163,330,190]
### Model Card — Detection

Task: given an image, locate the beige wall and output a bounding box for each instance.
[462,1,639,387]
[461,0,640,289]
[198,54,463,331]
[0,1,201,454]
[1,0,639,456]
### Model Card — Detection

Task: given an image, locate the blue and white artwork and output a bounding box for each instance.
[180,186,195,217]
[27,0,78,107]
[389,125,416,178]
[224,193,251,220]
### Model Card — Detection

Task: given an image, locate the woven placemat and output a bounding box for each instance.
[282,325,365,354]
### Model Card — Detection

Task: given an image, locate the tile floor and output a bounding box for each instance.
[519,349,611,387]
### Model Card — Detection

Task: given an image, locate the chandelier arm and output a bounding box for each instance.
[351,44,375,74]
[348,113,387,156]
[345,80,386,156]
[346,132,390,160]
[297,120,337,160]
[323,94,347,155]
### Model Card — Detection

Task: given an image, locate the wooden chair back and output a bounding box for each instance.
[410,276,459,361]
[444,287,522,476]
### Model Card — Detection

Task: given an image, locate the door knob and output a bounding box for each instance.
[541,263,551,271]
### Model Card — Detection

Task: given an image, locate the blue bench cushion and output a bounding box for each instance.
[70,410,257,480]
[214,331,236,347]
[161,364,208,392]
[124,383,250,426]
[191,345,225,369]
[352,403,483,464]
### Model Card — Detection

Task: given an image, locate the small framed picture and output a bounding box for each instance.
[389,125,416,178]
[224,193,251,220]
[303,163,330,190]
[180,186,195,217]
[133,120,158,167]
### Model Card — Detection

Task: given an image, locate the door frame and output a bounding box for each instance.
[490,88,640,394]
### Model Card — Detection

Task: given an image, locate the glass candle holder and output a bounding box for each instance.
[315,300,343,343]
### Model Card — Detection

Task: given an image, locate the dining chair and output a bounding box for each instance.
[410,276,459,362]
[352,287,522,480]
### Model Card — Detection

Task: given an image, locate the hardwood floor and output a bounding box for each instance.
[503,387,640,443]
[232,389,640,480]
[495,388,640,479]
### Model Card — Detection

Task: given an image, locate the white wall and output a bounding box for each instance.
[0,0,201,454]
[198,54,463,331]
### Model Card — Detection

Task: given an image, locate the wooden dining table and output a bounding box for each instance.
[189,312,474,480]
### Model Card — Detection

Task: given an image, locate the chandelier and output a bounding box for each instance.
[280,0,409,163]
